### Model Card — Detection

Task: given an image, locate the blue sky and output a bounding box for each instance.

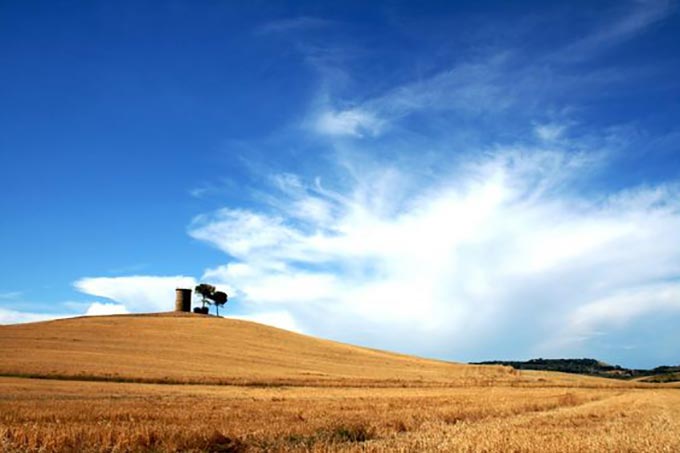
[1,0,679,369]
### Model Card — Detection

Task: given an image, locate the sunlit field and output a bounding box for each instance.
[1,315,679,452]
[2,378,679,452]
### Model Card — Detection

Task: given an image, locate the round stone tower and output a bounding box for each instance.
[175,288,192,312]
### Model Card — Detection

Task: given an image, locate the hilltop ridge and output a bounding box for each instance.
[0,312,513,386]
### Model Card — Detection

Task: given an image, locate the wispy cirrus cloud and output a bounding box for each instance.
[551,283,680,351]
[190,4,680,355]
[557,0,675,61]
[186,147,680,364]
[303,1,675,141]
[534,123,569,142]
[314,108,384,137]
[309,53,516,138]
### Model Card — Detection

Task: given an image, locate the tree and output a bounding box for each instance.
[211,291,228,316]
[194,283,216,311]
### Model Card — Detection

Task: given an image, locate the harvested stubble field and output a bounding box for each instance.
[1,314,679,452]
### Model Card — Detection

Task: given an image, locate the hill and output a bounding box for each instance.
[473,358,680,382]
[5,313,674,452]
[0,312,514,386]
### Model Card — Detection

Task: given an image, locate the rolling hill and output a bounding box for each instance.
[0,312,515,386]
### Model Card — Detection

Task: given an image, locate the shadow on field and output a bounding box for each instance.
[275,423,377,449]
[205,431,245,453]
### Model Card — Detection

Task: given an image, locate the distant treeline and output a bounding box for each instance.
[471,358,680,381]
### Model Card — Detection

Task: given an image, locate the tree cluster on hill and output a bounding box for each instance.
[193,283,228,316]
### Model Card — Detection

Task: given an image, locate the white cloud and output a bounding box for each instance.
[309,54,513,137]
[85,302,129,316]
[544,283,680,353]
[0,307,68,325]
[571,284,680,332]
[534,123,567,142]
[190,210,304,259]
[72,274,304,333]
[188,149,680,360]
[74,275,197,313]
[228,311,303,333]
[315,108,384,137]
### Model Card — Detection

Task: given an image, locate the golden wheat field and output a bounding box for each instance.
[0,313,513,386]
[1,314,679,452]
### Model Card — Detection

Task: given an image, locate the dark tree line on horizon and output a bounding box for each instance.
[472,358,680,381]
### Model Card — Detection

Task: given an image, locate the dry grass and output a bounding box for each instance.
[1,314,677,452]
[0,313,514,386]
[1,378,678,452]
[0,313,635,388]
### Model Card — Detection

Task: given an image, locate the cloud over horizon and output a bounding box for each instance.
[74,276,198,313]
[183,148,680,365]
